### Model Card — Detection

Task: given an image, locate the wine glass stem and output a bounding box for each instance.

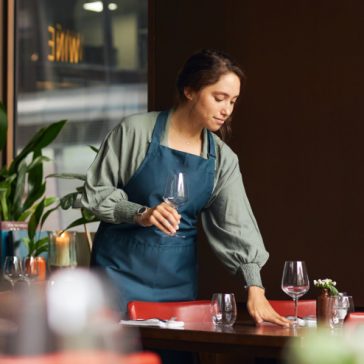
[294,298,298,323]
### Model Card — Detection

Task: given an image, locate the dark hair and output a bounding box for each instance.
[175,49,246,140]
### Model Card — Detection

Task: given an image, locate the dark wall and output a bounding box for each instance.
[150,1,364,306]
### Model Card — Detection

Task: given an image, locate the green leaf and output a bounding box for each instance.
[9,120,67,174]
[62,216,99,231]
[329,286,339,296]
[31,236,49,256]
[81,207,97,221]
[0,189,9,220]
[21,237,30,252]
[39,203,60,230]
[11,159,28,218]
[59,192,79,210]
[44,196,58,207]
[26,150,44,211]
[75,186,85,195]
[17,209,33,221]
[27,155,51,172]
[28,199,46,241]
[0,102,7,151]
[88,145,99,153]
[22,182,46,213]
[47,173,86,181]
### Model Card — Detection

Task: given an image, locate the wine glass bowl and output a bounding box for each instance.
[281,261,310,326]
[22,256,40,284]
[163,172,188,210]
[3,256,23,288]
[163,172,188,238]
[211,293,237,327]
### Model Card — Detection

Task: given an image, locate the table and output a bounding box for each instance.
[134,320,305,364]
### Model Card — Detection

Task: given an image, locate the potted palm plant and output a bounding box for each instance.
[0,100,66,267]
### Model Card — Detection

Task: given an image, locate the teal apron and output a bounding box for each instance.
[91,110,216,312]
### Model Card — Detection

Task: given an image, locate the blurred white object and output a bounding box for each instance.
[47,268,111,335]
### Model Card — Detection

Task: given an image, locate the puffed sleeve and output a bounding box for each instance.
[81,123,143,224]
[201,148,269,288]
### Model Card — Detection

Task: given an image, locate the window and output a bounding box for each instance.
[15,0,148,230]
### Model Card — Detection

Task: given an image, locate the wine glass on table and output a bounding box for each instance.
[22,256,40,285]
[3,256,23,289]
[281,261,310,327]
[163,172,188,238]
[329,294,350,329]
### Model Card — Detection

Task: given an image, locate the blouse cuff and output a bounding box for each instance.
[114,200,144,224]
[239,263,264,289]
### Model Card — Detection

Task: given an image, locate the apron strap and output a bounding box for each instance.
[151,110,169,143]
[207,130,216,159]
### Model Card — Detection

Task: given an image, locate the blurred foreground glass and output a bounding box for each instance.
[211,293,237,327]
[281,261,310,327]
[22,256,40,284]
[3,256,23,288]
[2,268,138,357]
[48,231,77,272]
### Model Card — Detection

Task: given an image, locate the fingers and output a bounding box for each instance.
[250,308,290,327]
[273,316,291,327]
[144,202,181,235]
[262,311,290,327]
[256,310,290,327]
[246,288,291,327]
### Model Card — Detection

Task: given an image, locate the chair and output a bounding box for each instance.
[269,299,316,317]
[123,352,161,364]
[127,300,212,323]
[346,312,364,325]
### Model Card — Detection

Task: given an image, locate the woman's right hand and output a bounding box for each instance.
[136,202,181,235]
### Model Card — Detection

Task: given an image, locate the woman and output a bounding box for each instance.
[82,49,289,327]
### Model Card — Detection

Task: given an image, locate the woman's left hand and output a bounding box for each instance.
[246,286,290,327]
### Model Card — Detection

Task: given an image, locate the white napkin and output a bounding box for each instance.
[286,316,317,327]
[120,318,185,328]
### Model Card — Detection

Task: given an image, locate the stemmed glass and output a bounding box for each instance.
[3,256,23,289]
[22,256,40,284]
[281,261,310,326]
[163,172,188,238]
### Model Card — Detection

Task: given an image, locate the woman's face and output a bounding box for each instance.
[185,71,241,132]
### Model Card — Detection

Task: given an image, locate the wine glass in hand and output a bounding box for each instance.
[281,261,310,327]
[3,256,23,289]
[163,172,188,237]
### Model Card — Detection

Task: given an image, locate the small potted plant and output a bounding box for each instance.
[21,196,59,280]
[314,278,339,326]
[0,101,66,265]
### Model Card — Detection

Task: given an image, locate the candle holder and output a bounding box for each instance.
[48,231,77,272]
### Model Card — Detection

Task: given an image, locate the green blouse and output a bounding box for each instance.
[81,111,269,288]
